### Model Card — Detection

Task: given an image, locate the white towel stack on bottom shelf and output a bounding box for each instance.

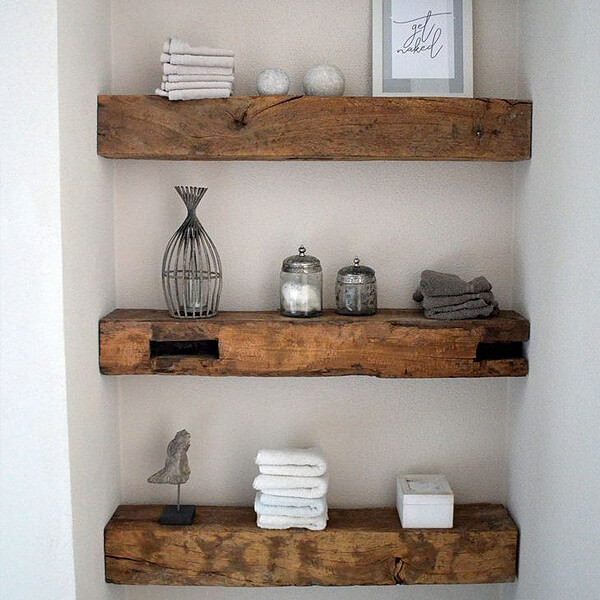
[155,37,234,100]
[252,448,329,531]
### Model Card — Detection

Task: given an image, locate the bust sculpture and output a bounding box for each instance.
[148,429,191,485]
[148,429,195,525]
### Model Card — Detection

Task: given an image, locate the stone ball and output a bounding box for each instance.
[302,65,345,96]
[256,69,290,95]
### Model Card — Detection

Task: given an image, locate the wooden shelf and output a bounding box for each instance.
[104,504,517,586]
[99,309,529,378]
[97,95,532,161]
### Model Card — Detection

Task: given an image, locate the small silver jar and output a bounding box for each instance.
[335,257,377,315]
[280,246,323,318]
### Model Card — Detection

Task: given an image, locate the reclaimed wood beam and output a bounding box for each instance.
[97,95,532,161]
[104,504,518,586]
[99,309,529,378]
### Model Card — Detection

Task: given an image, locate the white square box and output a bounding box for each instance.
[396,474,454,528]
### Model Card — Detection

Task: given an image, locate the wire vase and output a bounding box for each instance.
[162,186,222,319]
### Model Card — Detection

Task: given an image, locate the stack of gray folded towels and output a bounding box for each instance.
[413,270,499,320]
[155,37,234,101]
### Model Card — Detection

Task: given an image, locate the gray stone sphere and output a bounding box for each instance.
[256,69,290,95]
[303,64,345,96]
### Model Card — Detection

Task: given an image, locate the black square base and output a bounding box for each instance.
[159,505,196,525]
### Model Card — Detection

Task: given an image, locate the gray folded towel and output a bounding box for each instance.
[424,303,497,320]
[424,298,489,314]
[416,270,492,298]
[413,269,499,320]
[421,292,495,310]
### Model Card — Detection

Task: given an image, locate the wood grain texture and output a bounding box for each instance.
[104,504,518,586]
[97,95,532,161]
[99,309,529,378]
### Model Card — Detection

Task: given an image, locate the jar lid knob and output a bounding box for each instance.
[354,257,360,267]
[298,245,306,256]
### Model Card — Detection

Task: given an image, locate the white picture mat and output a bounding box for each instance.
[372,0,473,97]
[391,0,455,80]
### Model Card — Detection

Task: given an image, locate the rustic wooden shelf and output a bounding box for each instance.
[104,504,517,586]
[99,309,529,378]
[97,95,532,161]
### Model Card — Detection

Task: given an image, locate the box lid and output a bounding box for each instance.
[398,474,454,505]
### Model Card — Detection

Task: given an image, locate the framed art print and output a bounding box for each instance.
[372,0,473,96]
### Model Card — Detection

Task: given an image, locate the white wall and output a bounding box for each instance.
[111,2,518,600]
[0,2,76,599]
[14,2,599,600]
[0,1,122,599]
[57,0,122,598]
[505,1,600,599]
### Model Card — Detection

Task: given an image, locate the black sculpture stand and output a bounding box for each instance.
[158,483,195,525]
[159,504,196,525]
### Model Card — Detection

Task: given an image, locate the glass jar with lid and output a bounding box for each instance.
[280,246,322,318]
[335,257,377,315]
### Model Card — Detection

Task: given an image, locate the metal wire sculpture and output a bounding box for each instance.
[162,186,222,319]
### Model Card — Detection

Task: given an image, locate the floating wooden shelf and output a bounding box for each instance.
[99,309,529,378]
[97,95,532,161]
[104,504,517,586]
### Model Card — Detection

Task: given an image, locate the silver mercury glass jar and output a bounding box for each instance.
[335,257,377,316]
[280,246,323,318]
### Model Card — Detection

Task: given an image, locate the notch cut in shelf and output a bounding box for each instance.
[150,339,220,360]
[99,309,530,378]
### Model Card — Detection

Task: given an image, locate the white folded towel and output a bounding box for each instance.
[163,64,234,76]
[163,37,234,57]
[163,74,235,83]
[252,473,329,498]
[255,493,327,518]
[259,493,324,508]
[155,88,231,100]
[161,81,232,91]
[257,514,327,531]
[161,53,235,68]
[260,465,326,476]
[256,447,327,477]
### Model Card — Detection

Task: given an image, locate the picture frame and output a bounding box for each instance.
[372,0,473,97]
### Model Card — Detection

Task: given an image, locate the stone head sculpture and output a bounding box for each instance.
[148,429,191,485]
[148,429,195,525]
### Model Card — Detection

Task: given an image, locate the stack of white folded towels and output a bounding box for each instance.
[252,447,328,531]
[156,37,234,101]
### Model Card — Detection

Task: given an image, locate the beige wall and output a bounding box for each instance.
[0,3,77,598]
[58,0,122,598]
[111,2,518,599]
[9,3,600,600]
[505,1,600,599]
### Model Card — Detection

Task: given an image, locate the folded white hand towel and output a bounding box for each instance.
[255,493,327,518]
[259,493,324,508]
[261,487,327,499]
[259,464,327,476]
[256,447,326,468]
[257,447,326,477]
[155,88,231,100]
[161,53,235,69]
[163,74,235,83]
[161,81,232,91]
[252,473,329,498]
[163,37,234,57]
[257,513,327,531]
[163,64,234,76]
